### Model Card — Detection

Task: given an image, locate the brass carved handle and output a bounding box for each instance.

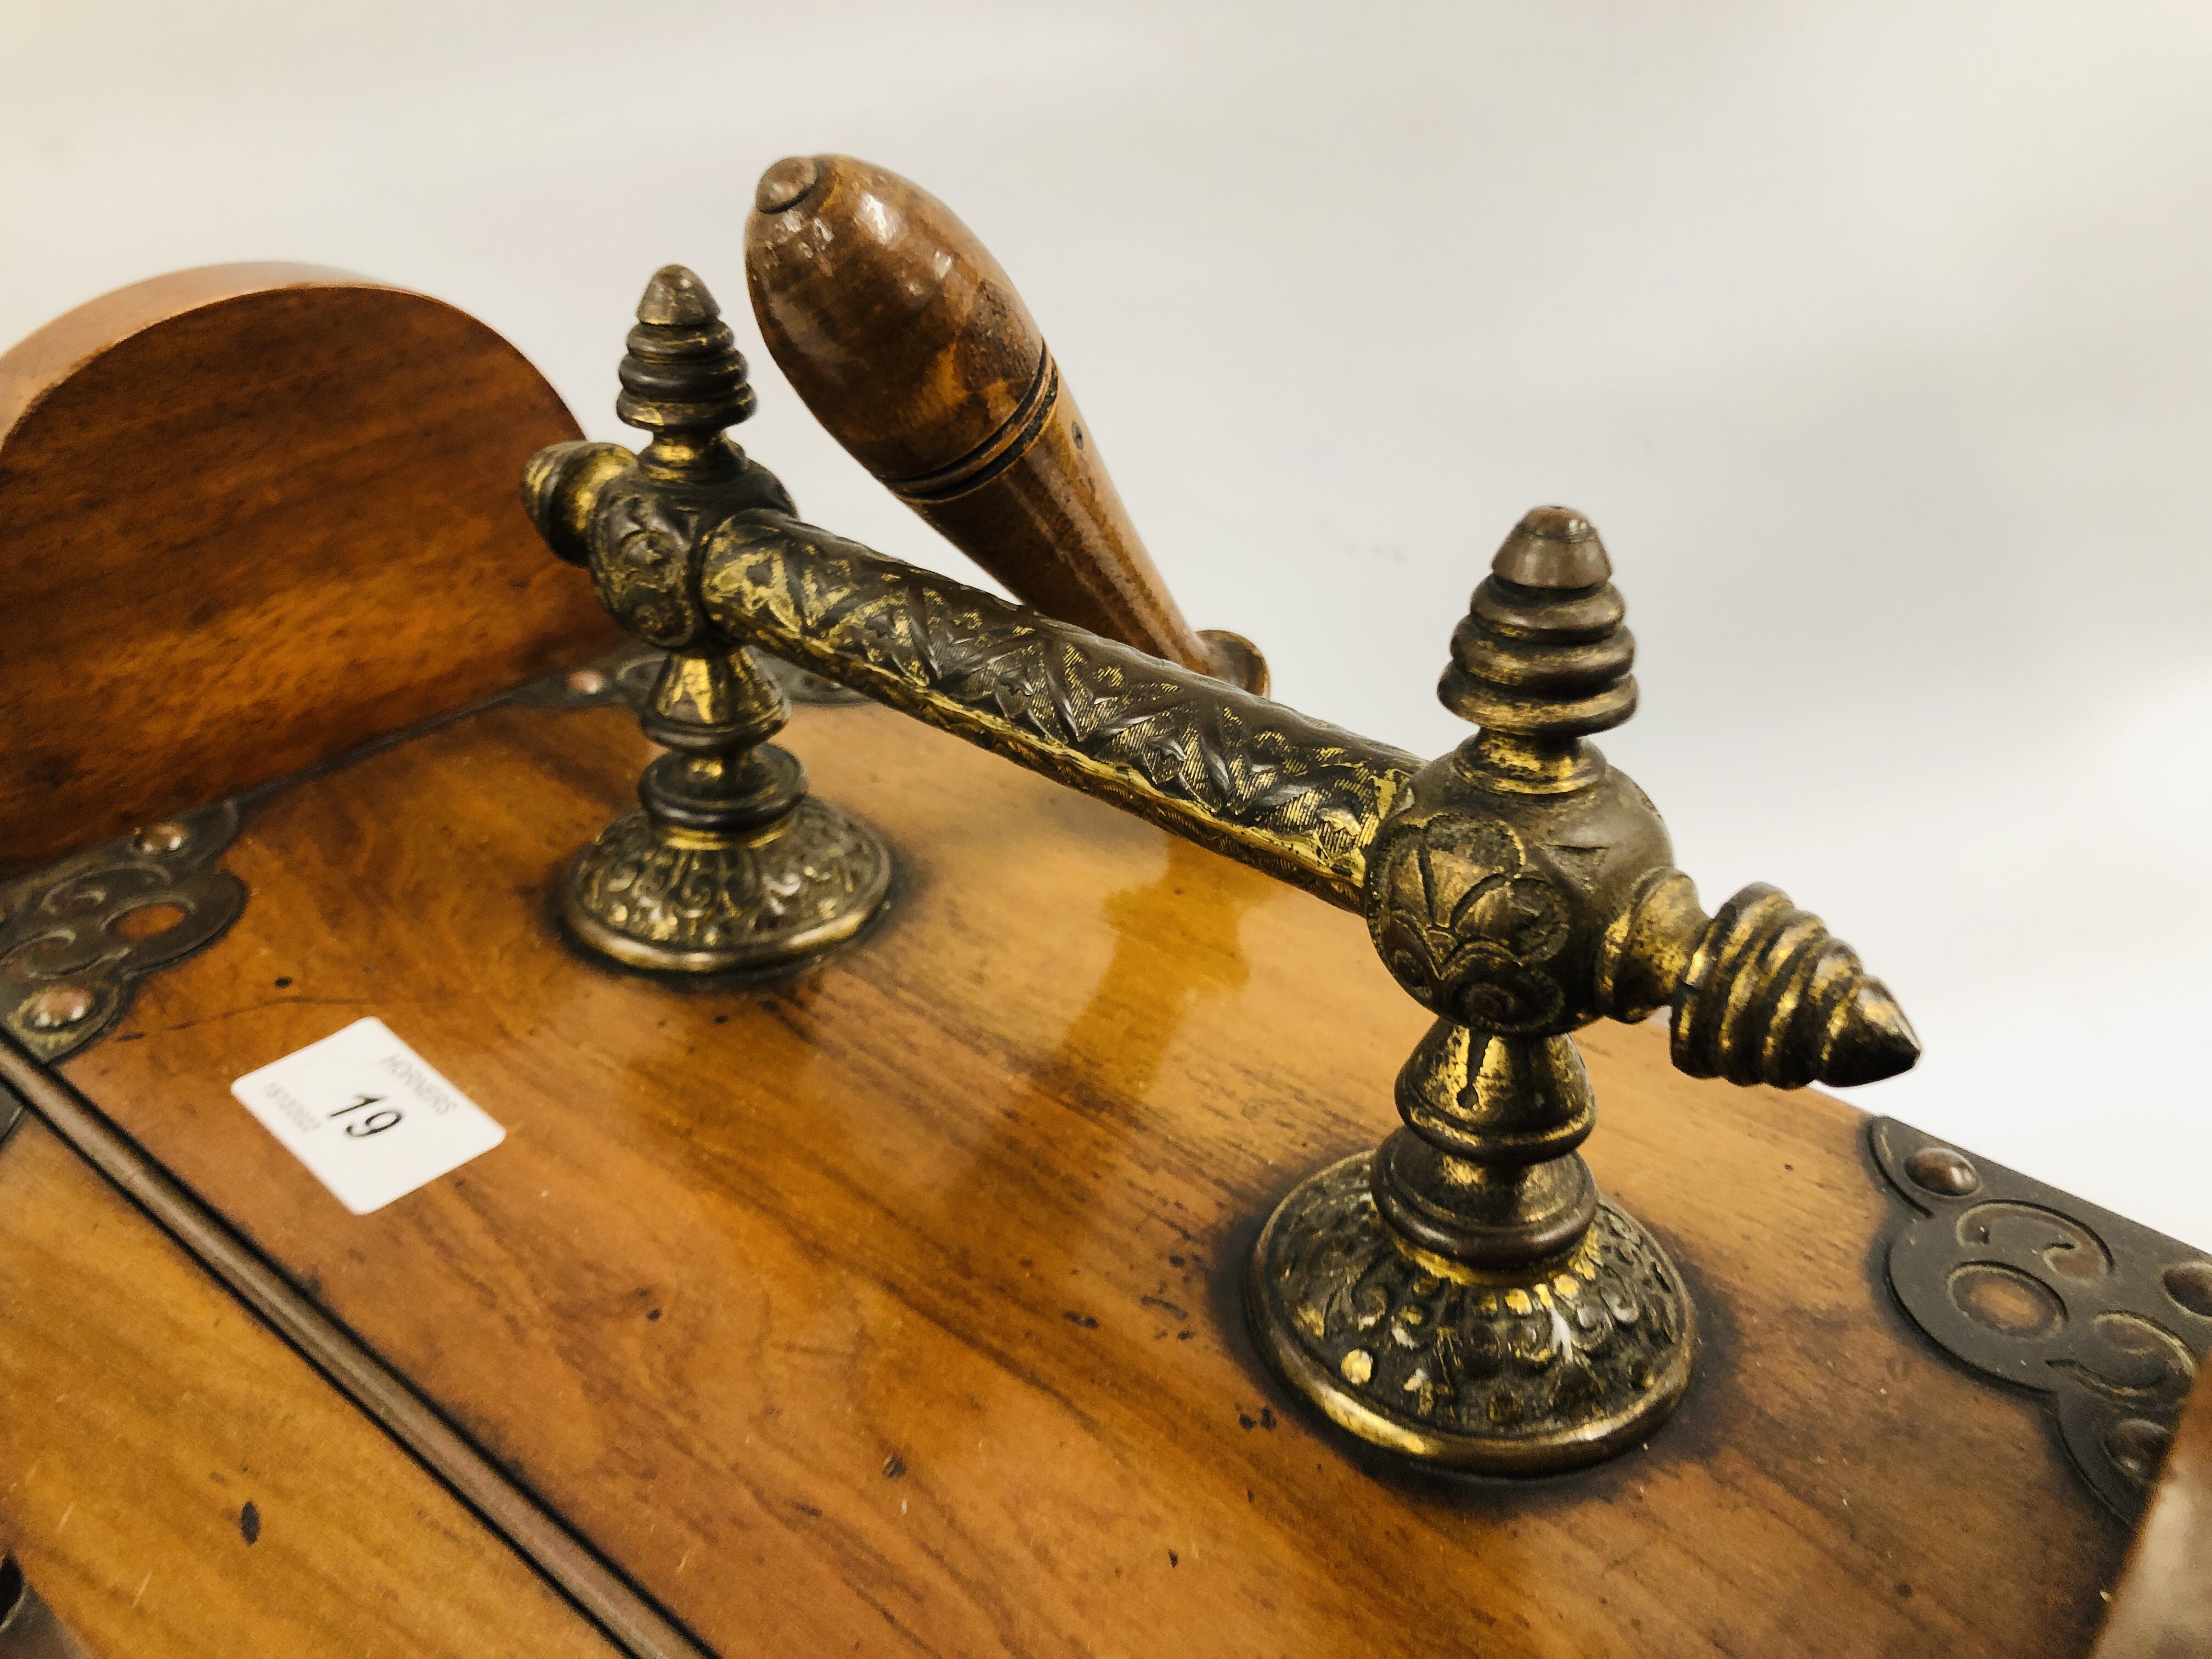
[534,400,1914,1094]
[524,260,1920,1476]
[704,509,1406,907]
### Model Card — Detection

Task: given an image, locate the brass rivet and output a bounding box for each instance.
[1905,1146,1980,1197]
[2163,1260,2212,1319]
[25,985,94,1029]
[132,822,190,855]
[565,668,609,696]
[2104,1417,2172,1485]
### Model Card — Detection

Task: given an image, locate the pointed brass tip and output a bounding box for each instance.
[1670,883,1923,1091]
[1820,979,1921,1086]
[1493,506,1611,590]
[755,156,823,216]
[637,264,719,326]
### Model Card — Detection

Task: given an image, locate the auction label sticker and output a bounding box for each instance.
[230,1018,505,1215]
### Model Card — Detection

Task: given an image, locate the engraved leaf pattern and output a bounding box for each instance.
[1271,1159,1685,1438]
[571,802,883,950]
[699,514,1419,907]
[595,487,710,650]
[1368,814,1570,1033]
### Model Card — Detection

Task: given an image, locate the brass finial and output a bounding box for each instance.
[1442,506,1637,791]
[1248,507,1695,1472]
[1671,883,1919,1087]
[522,266,894,974]
[633,263,716,326]
[618,265,756,472]
[1249,505,1921,1474]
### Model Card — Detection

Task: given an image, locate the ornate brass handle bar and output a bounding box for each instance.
[697,511,1415,909]
[526,263,1922,1476]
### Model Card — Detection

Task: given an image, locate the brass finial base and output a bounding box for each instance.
[562,786,890,975]
[559,653,893,975]
[543,267,895,978]
[1248,1152,1695,1474]
[1246,505,1708,1474]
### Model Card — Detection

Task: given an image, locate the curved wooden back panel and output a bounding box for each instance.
[0,264,617,876]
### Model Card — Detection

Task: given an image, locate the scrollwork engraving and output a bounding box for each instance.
[1872,1118,2210,1520]
[563,795,891,971]
[590,484,712,651]
[583,450,797,653]
[1253,1153,1691,1459]
[697,512,1420,910]
[1365,814,1571,1035]
[0,802,245,1061]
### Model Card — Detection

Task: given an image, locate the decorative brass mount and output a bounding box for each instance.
[523,267,890,973]
[1247,511,1918,1468]
[0,803,245,1063]
[524,270,1920,1475]
[1871,1118,2212,1520]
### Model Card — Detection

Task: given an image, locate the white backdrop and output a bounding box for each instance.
[5,1,2208,1243]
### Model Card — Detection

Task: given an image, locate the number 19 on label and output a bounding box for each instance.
[329,1093,402,1137]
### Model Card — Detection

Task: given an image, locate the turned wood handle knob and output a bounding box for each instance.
[744,154,1264,691]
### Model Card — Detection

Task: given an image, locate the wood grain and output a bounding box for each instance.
[0,1108,620,1658]
[0,264,619,877]
[746,155,1228,678]
[60,692,2128,1657]
[0,1038,713,1659]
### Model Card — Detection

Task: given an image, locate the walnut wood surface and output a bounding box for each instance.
[0,264,619,877]
[0,1037,713,1659]
[0,1110,619,1659]
[60,694,2126,1657]
[745,155,1220,675]
[2092,1362,2212,1656]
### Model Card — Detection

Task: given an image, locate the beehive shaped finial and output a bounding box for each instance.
[1441,507,1638,789]
[617,264,755,469]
